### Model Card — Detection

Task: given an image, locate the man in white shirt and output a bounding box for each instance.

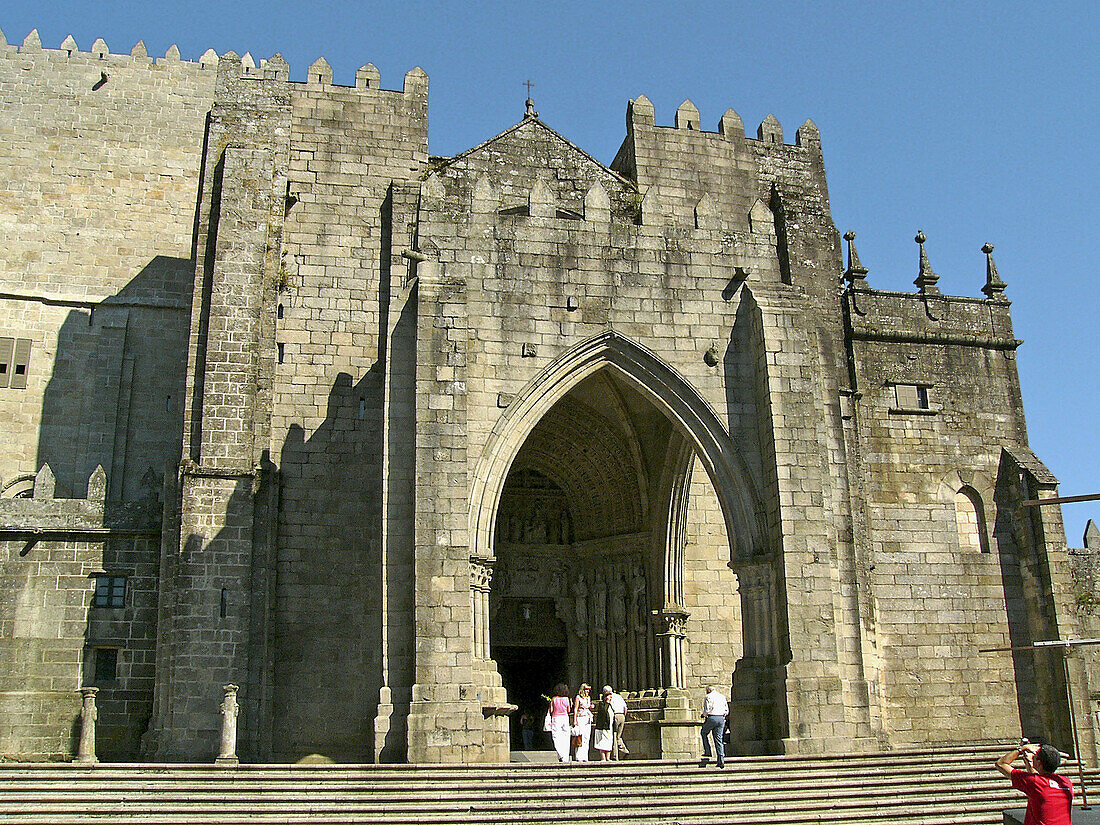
[603,685,629,759]
[700,685,729,768]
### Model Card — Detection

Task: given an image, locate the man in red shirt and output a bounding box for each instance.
[996,742,1073,825]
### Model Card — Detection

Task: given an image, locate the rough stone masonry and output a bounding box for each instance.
[1,28,1098,764]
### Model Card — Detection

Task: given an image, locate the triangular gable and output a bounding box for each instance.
[431,117,633,190]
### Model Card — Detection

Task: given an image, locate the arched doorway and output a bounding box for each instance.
[471,332,767,757]
[489,382,659,748]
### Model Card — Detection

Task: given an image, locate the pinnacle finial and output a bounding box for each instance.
[523,79,538,119]
[981,242,1008,300]
[914,230,940,295]
[843,231,869,289]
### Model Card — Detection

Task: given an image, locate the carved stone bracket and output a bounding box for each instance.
[470,556,494,593]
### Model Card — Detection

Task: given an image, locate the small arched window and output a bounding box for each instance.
[954,487,989,553]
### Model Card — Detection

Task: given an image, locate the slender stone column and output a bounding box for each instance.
[653,608,689,688]
[652,609,695,759]
[470,558,493,660]
[216,684,240,765]
[75,687,98,764]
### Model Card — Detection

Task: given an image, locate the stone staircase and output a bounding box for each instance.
[0,745,1093,824]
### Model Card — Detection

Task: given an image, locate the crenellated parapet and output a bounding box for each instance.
[0,26,221,76]
[610,94,836,298]
[0,464,161,537]
[1,26,427,101]
[617,93,823,150]
[843,230,1018,349]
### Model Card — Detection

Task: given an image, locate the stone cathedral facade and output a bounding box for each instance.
[1,30,1096,764]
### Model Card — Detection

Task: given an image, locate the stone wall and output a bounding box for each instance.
[0,466,160,760]
[270,67,428,764]
[683,456,743,689]
[0,31,213,502]
[846,276,1069,745]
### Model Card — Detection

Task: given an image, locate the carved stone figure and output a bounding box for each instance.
[573,574,588,638]
[610,570,627,633]
[594,570,607,638]
[631,565,648,633]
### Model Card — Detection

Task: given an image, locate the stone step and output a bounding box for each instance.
[0,747,1090,825]
[0,747,1025,783]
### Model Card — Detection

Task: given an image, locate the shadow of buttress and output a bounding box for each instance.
[31,253,192,761]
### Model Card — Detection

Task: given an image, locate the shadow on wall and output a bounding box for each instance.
[1,255,192,761]
[270,359,412,763]
[36,254,192,500]
[994,454,1069,748]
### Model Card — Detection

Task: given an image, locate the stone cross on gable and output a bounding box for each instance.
[524,80,538,119]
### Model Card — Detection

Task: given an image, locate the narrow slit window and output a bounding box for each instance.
[10,339,31,389]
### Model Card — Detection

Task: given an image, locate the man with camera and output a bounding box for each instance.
[996,742,1073,825]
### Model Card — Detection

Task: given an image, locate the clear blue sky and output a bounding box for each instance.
[4,1,1097,542]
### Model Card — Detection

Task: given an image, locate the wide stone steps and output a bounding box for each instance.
[0,745,1091,825]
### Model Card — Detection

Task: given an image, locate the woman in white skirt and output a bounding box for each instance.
[592,687,616,761]
[549,683,573,762]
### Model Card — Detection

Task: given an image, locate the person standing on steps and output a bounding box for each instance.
[549,683,573,762]
[604,685,629,759]
[519,708,536,751]
[593,687,616,761]
[996,742,1072,825]
[572,684,594,761]
[700,685,729,768]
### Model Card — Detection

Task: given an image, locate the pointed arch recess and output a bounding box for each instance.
[468,330,764,563]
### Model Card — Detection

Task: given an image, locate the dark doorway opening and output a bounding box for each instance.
[493,645,567,751]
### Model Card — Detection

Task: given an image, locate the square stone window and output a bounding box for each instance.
[92,575,127,608]
[891,383,935,414]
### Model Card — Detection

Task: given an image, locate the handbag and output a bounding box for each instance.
[570,733,583,748]
[543,711,553,732]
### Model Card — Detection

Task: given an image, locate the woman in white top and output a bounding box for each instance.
[572,683,594,761]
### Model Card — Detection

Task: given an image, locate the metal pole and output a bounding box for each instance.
[1062,651,1089,809]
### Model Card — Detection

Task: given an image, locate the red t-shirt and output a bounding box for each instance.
[1011,769,1073,825]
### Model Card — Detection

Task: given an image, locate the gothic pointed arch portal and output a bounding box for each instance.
[468,332,766,749]
[469,331,763,563]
